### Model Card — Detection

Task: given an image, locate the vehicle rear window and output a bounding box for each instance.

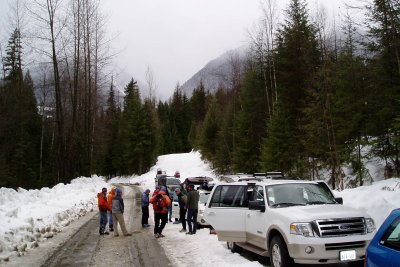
[167,178,181,185]
[381,216,400,251]
[209,185,246,208]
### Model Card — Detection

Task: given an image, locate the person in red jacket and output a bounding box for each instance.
[98,187,111,235]
[107,186,117,232]
[150,190,171,238]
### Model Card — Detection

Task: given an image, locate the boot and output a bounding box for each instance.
[109,225,114,232]
[99,226,104,235]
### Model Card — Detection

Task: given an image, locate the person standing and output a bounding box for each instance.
[112,189,132,237]
[97,187,111,235]
[186,184,199,235]
[174,188,187,232]
[141,189,151,227]
[150,190,171,238]
[152,186,161,197]
[107,186,117,232]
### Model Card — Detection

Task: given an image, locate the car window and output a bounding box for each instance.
[380,216,400,251]
[167,178,181,185]
[209,185,246,208]
[267,183,336,208]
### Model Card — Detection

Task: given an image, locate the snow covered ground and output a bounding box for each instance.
[1,150,400,266]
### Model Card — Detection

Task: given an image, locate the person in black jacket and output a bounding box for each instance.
[174,188,187,232]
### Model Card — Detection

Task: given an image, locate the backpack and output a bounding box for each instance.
[155,195,167,211]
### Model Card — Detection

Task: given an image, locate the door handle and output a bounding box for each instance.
[208,211,216,215]
[247,214,251,218]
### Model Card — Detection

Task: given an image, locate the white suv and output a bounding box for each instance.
[204,179,375,267]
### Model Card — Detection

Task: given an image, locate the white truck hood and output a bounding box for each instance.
[272,204,370,222]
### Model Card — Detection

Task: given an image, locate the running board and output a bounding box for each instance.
[236,242,269,257]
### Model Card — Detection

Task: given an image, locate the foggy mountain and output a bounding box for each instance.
[180,45,248,97]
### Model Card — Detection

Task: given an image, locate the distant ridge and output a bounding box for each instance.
[180,46,248,97]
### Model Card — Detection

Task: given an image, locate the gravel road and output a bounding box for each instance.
[42,185,171,267]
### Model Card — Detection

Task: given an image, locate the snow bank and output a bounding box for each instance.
[0,175,108,261]
[109,151,216,190]
[336,178,400,227]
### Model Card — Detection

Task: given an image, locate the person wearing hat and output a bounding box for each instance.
[97,187,111,235]
[111,189,132,237]
[152,186,161,197]
[107,186,117,232]
[185,184,199,235]
[141,189,151,227]
[150,189,171,238]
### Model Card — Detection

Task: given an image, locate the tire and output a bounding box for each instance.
[348,260,364,267]
[269,236,294,267]
[227,242,242,253]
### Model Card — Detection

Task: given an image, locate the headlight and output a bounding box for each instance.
[290,223,314,237]
[365,218,376,233]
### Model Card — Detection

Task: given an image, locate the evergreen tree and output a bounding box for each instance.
[199,96,221,161]
[260,0,320,177]
[232,65,267,173]
[188,81,209,148]
[119,79,147,174]
[141,98,159,171]
[102,80,121,178]
[365,0,400,176]
[0,27,41,188]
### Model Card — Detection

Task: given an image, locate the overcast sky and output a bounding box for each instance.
[0,0,360,100]
[102,0,358,100]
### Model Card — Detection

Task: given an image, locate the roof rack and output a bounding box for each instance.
[238,176,300,182]
[238,177,264,182]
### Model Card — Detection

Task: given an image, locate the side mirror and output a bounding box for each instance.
[335,197,343,204]
[249,200,265,212]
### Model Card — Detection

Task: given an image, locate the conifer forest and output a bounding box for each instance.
[1,0,399,190]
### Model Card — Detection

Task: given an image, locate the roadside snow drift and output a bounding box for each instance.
[0,176,108,261]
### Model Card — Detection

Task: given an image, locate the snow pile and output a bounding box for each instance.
[109,151,216,188]
[0,175,108,261]
[336,178,400,227]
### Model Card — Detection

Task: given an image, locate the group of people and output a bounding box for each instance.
[141,183,199,238]
[97,179,200,239]
[97,186,132,237]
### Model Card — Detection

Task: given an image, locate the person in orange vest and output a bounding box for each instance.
[150,189,171,238]
[107,186,117,232]
[97,187,111,235]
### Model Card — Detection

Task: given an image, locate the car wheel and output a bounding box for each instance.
[269,236,294,267]
[227,242,242,253]
[348,260,364,267]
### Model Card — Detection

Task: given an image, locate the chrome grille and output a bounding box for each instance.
[314,218,366,237]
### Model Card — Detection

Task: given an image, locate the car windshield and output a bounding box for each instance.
[267,183,336,208]
[167,178,181,185]
[199,192,210,204]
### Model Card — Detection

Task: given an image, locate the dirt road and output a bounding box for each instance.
[42,185,171,267]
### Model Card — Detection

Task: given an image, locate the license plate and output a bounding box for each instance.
[340,250,356,261]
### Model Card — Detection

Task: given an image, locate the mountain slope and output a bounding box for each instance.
[180,46,248,96]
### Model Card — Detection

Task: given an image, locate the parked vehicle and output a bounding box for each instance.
[365,208,400,267]
[204,179,376,267]
[183,176,213,187]
[197,189,212,227]
[171,177,214,227]
[166,177,181,193]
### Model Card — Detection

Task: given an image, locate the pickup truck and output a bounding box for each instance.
[204,179,375,267]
